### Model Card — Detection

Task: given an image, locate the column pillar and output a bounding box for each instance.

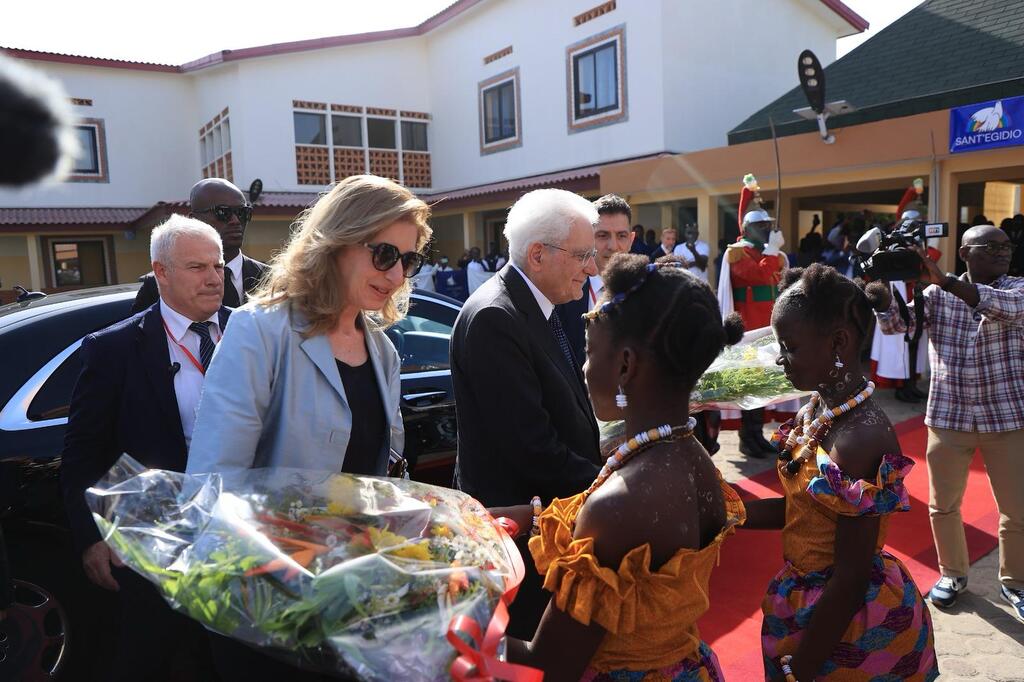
[26,235,44,289]
[659,203,675,231]
[461,211,476,251]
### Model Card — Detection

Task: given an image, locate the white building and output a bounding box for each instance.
[0,0,865,295]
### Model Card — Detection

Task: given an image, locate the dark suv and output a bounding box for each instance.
[0,285,460,680]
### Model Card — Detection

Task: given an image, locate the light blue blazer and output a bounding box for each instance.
[186,301,404,475]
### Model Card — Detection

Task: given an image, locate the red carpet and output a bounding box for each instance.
[703,416,1000,680]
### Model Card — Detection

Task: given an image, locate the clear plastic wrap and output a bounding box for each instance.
[691,327,807,412]
[598,328,807,449]
[86,455,528,681]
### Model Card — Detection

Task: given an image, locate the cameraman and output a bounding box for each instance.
[873,224,1024,622]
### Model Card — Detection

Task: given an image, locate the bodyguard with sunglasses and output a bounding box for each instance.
[186,175,431,680]
[873,223,1024,623]
[132,178,269,313]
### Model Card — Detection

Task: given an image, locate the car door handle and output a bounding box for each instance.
[402,390,448,405]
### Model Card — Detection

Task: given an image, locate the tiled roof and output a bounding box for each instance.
[419,165,603,202]
[729,0,1024,145]
[0,207,148,225]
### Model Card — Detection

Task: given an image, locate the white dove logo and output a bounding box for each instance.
[969,100,1006,132]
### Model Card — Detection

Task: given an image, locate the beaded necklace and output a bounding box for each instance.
[777,380,875,475]
[582,416,697,500]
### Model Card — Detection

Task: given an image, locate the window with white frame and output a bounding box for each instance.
[566,26,627,133]
[68,118,108,183]
[200,109,232,181]
[478,67,521,154]
[291,104,432,188]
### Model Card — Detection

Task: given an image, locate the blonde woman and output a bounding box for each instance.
[187,175,431,477]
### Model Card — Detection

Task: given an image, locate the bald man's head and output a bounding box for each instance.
[960,222,1011,284]
[962,223,1006,246]
[188,178,250,259]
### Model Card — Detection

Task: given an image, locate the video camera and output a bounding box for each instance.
[856,218,949,281]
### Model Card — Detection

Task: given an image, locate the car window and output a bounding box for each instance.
[389,298,457,373]
[27,349,82,421]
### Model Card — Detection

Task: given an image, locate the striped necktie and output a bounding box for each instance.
[188,321,216,371]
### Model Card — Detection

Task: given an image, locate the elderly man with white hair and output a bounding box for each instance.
[60,214,228,680]
[450,188,602,639]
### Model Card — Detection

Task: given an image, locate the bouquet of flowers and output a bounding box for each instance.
[86,455,530,681]
[691,327,806,412]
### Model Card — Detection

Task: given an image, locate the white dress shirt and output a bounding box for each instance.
[587,275,605,311]
[224,252,245,303]
[511,263,555,319]
[160,299,221,447]
[673,241,711,282]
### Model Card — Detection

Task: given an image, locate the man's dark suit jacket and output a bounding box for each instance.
[131,254,268,315]
[649,245,671,261]
[452,265,601,507]
[555,278,591,366]
[451,265,601,639]
[61,303,231,553]
[59,302,231,679]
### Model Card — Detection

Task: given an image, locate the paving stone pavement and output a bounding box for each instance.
[711,384,1024,681]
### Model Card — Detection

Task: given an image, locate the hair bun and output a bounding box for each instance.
[861,280,891,312]
[722,312,745,346]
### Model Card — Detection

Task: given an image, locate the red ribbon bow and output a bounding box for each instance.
[446,517,543,681]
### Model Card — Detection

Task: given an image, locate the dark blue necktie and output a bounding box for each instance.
[547,312,577,373]
[188,321,216,371]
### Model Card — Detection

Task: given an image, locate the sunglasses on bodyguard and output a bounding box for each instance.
[364,242,425,278]
[193,204,253,225]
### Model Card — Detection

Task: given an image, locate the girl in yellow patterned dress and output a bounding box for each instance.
[493,255,746,681]
[744,263,937,681]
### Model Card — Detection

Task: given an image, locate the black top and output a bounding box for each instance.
[335,358,386,475]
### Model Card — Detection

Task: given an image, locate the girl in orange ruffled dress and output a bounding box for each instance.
[744,263,937,681]
[493,254,746,681]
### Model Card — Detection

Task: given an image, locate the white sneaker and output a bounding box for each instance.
[929,575,968,608]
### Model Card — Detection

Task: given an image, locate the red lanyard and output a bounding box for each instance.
[162,318,217,375]
[589,282,598,306]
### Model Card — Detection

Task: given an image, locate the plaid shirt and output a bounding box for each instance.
[877,274,1024,433]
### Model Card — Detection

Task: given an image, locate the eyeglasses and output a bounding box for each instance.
[542,243,597,267]
[964,242,1015,255]
[193,204,253,225]
[364,242,425,278]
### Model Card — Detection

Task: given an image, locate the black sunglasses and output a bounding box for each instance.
[364,242,425,278]
[194,204,253,225]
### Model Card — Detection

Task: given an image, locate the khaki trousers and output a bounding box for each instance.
[926,426,1024,589]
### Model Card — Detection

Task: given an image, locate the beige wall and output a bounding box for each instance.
[243,218,294,265]
[0,236,31,290]
[113,229,153,283]
[428,214,464,265]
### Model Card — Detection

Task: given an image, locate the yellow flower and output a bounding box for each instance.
[390,543,433,561]
[326,502,357,516]
[366,527,433,561]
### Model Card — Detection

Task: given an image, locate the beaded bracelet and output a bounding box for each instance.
[530,496,543,536]
[779,655,798,682]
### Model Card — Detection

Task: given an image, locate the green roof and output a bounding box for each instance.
[728,0,1024,145]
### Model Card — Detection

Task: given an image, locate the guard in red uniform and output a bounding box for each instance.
[717,173,789,457]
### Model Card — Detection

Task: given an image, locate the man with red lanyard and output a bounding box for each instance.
[60,215,230,680]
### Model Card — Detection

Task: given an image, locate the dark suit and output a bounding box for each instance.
[60,303,230,681]
[451,265,601,639]
[555,278,591,365]
[131,254,269,314]
[649,244,672,261]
